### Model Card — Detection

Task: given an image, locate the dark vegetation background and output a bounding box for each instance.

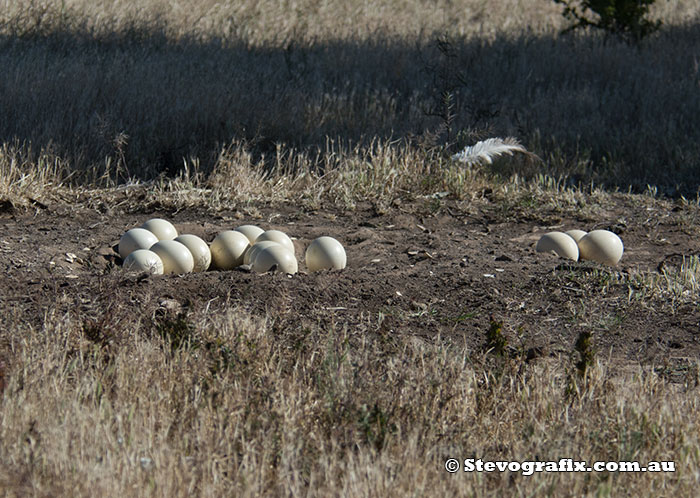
[1,1,699,195]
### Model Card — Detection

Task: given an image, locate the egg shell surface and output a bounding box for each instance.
[244,240,282,266]
[255,230,295,256]
[252,244,298,274]
[123,249,164,274]
[234,225,265,244]
[119,228,160,259]
[175,234,211,272]
[565,229,587,243]
[150,240,195,274]
[210,230,250,270]
[305,236,347,272]
[535,232,579,261]
[141,218,178,241]
[577,230,624,265]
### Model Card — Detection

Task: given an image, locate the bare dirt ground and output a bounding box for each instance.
[2,192,698,375]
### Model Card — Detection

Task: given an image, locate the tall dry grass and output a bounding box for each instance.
[1,293,698,496]
[1,0,700,199]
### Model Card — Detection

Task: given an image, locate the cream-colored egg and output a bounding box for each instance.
[119,228,160,259]
[305,236,347,272]
[252,245,298,274]
[577,230,624,265]
[122,249,164,274]
[255,230,295,256]
[243,240,281,265]
[565,229,587,243]
[150,240,195,274]
[234,225,265,244]
[174,234,211,272]
[535,232,579,261]
[141,218,178,241]
[210,230,250,270]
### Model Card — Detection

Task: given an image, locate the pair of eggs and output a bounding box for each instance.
[536,229,624,265]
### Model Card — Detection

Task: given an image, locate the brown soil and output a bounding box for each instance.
[2,196,699,371]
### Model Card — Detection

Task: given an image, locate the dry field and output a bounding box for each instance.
[1,1,700,496]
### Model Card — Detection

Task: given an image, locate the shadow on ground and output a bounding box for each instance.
[2,22,700,193]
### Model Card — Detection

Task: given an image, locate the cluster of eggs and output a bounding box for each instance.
[536,229,624,265]
[118,218,347,275]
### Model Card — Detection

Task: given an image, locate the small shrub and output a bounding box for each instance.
[574,330,595,377]
[204,338,236,377]
[357,403,396,451]
[485,317,508,356]
[157,314,199,353]
[553,0,662,42]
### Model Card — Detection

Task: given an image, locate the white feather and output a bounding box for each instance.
[451,137,527,167]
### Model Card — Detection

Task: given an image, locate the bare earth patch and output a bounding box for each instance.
[3,195,698,364]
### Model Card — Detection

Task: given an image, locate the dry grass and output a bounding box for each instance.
[2,2,700,496]
[0,142,69,208]
[1,0,700,198]
[1,290,698,496]
[629,255,700,307]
